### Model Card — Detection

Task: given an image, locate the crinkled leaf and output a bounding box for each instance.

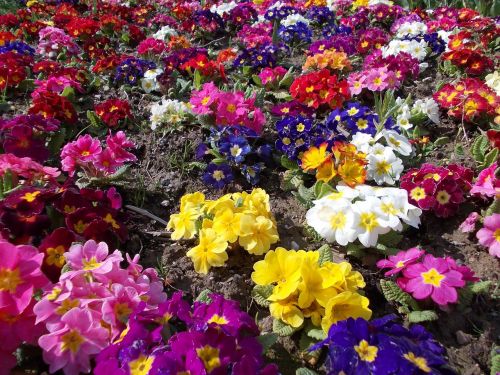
[377,231,403,248]
[251,285,273,307]
[296,368,319,375]
[482,148,499,168]
[317,244,333,266]
[469,281,492,294]
[272,319,298,336]
[306,328,327,340]
[433,136,449,147]
[472,135,489,162]
[408,310,439,323]
[195,289,213,304]
[281,155,299,170]
[257,333,278,352]
[380,279,419,310]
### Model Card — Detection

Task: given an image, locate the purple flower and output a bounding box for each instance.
[203,163,233,189]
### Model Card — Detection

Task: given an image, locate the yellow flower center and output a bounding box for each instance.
[129,354,154,375]
[230,145,241,157]
[330,212,347,230]
[56,299,80,315]
[201,96,211,105]
[212,170,225,181]
[403,352,431,373]
[196,345,221,373]
[494,229,500,243]
[388,136,401,147]
[207,314,228,325]
[347,107,359,116]
[47,287,62,301]
[356,119,368,129]
[0,267,22,293]
[114,302,132,321]
[83,256,102,271]
[296,123,305,132]
[61,330,84,353]
[226,104,236,113]
[81,150,90,157]
[423,173,441,182]
[396,260,405,268]
[421,268,445,287]
[354,340,378,362]
[381,202,398,216]
[22,191,41,202]
[103,213,120,229]
[410,187,426,201]
[375,161,391,175]
[359,212,379,232]
[306,85,314,93]
[436,190,450,205]
[46,245,66,268]
[282,137,291,145]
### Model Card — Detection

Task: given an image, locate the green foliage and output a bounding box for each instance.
[283,170,304,191]
[491,346,500,375]
[273,318,299,336]
[87,110,103,128]
[313,181,335,199]
[281,155,300,170]
[317,244,333,266]
[380,280,419,310]
[251,285,274,307]
[293,185,315,208]
[485,199,500,216]
[454,144,465,158]
[195,289,213,304]
[257,333,278,352]
[377,231,404,248]
[469,281,492,294]
[306,327,327,341]
[408,310,439,323]
[433,137,450,147]
[296,368,319,375]
[0,0,21,15]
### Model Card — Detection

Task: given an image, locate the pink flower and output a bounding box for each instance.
[64,240,123,276]
[458,212,480,233]
[94,148,120,174]
[216,92,248,124]
[376,247,424,276]
[476,214,500,258]
[190,82,220,115]
[105,131,137,163]
[347,72,366,95]
[61,134,102,163]
[401,254,465,306]
[365,67,390,91]
[0,350,16,375]
[470,162,499,198]
[0,241,49,314]
[444,257,478,282]
[38,307,108,375]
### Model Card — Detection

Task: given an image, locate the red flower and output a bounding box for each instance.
[487,129,500,149]
[39,227,75,282]
[94,99,132,128]
[29,92,77,124]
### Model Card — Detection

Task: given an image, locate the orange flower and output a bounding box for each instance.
[301,143,331,171]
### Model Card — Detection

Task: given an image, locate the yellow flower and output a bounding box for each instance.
[269,295,304,328]
[321,291,372,332]
[337,159,366,187]
[212,208,253,243]
[239,216,279,255]
[167,208,200,240]
[316,158,337,183]
[186,228,228,274]
[302,300,325,327]
[180,192,205,211]
[240,188,271,217]
[252,248,302,300]
[298,260,339,309]
[203,194,235,215]
[301,143,330,171]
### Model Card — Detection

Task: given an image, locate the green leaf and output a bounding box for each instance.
[317,244,333,266]
[472,135,489,162]
[313,181,334,199]
[252,74,262,87]
[490,346,500,375]
[47,128,67,156]
[278,67,294,88]
[281,155,299,170]
[257,333,278,351]
[377,231,403,248]
[346,243,364,258]
[433,136,450,147]
[271,91,292,100]
[482,148,499,168]
[485,199,500,216]
[380,279,419,310]
[408,310,439,323]
[297,184,315,206]
[306,328,327,340]
[454,144,465,157]
[469,281,492,294]
[283,170,303,191]
[251,285,274,307]
[193,69,202,90]
[296,368,319,375]
[272,319,299,336]
[87,110,102,128]
[195,289,213,304]
[61,86,75,100]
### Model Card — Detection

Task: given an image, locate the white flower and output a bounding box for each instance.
[379,130,413,156]
[381,39,428,61]
[141,78,157,93]
[403,204,422,228]
[306,200,357,246]
[280,14,310,27]
[149,99,191,131]
[144,68,163,79]
[395,21,427,38]
[352,198,391,247]
[367,145,403,185]
[210,1,237,16]
[153,26,177,40]
[485,71,500,95]
[351,132,375,154]
[413,98,440,124]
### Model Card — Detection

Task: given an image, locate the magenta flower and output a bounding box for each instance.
[458,212,480,233]
[0,241,49,315]
[38,307,108,375]
[61,134,102,162]
[401,254,465,306]
[476,214,500,258]
[190,82,220,115]
[376,247,424,276]
[470,162,499,198]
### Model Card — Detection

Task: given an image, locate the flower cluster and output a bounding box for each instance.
[94,99,133,128]
[433,78,499,121]
[94,292,278,375]
[149,98,191,131]
[307,184,421,247]
[377,248,477,306]
[115,57,156,86]
[290,69,351,109]
[442,31,494,75]
[314,315,451,374]
[477,214,500,258]
[36,26,80,58]
[35,240,167,375]
[401,163,473,218]
[167,189,279,273]
[252,247,371,331]
[302,49,352,72]
[61,132,137,177]
[190,82,266,133]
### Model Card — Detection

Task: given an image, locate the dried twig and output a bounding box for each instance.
[125,204,168,226]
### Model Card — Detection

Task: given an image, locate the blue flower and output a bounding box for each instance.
[195,143,210,160]
[256,144,273,163]
[242,163,264,185]
[218,135,251,164]
[278,22,312,44]
[203,163,233,189]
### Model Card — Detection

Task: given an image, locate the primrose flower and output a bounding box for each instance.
[367,145,403,185]
[379,129,412,156]
[238,216,279,255]
[203,163,234,189]
[186,228,228,274]
[376,247,425,276]
[476,214,500,258]
[39,308,108,375]
[400,254,465,306]
[470,162,499,198]
[64,240,123,276]
[352,198,391,247]
[0,241,49,314]
[321,291,372,331]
